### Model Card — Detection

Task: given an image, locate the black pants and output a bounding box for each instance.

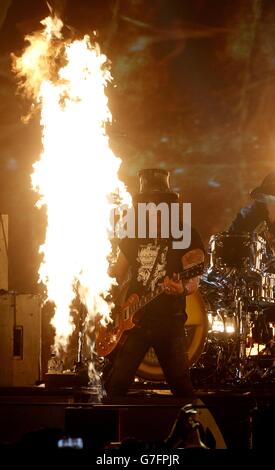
[103,316,194,399]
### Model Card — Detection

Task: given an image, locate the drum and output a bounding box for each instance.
[247,273,275,307]
[209,232,266,274]
[136,290,208,381]
[200,272,233,310]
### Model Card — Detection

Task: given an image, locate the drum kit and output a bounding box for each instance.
[137,228,275,387]
[194,229,275,386]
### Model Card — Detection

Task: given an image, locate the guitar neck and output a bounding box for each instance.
[132,262,204,314]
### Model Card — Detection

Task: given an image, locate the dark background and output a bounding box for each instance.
[1,0,275,292]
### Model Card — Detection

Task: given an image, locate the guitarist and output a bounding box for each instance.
[104,169,205,400]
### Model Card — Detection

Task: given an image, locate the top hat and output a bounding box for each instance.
[250,171,275,204]
[133,168,179,203]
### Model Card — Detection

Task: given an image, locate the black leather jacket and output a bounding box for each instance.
[229,201,274,234]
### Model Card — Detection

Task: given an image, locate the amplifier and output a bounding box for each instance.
[0,215,8,291]
[0,293,41,386]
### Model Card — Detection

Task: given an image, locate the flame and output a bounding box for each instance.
[12,16,130,361]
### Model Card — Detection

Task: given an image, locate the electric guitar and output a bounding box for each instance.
[95,262,204,357]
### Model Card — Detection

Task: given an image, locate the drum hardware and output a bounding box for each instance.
[209,232,267,275]
[191,333,239,386]
[208,308,236,334]
[207,279,275,382]
[245,273,275,309]
[202,229,275,386]
[251,315,274,345]
[234,294,249,380]
[264,257,275,273]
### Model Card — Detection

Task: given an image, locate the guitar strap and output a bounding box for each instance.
[143,239,168,292]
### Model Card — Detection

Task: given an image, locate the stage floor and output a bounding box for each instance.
[0,383,275,449]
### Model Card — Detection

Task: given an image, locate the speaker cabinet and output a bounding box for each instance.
[0,293,41,386]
